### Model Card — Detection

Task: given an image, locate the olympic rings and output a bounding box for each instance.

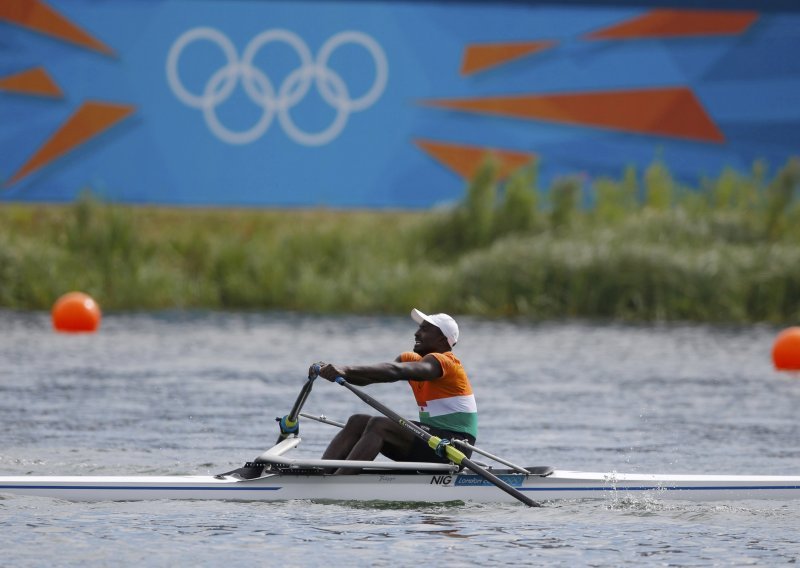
[166,27,388,146]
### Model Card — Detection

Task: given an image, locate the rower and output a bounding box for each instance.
[313,308,478,474]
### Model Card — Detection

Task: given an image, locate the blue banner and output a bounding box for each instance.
[1,1,798,207]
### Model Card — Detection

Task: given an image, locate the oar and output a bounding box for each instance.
[333,376,541,508]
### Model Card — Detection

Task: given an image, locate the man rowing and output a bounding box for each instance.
[312,309,478,474]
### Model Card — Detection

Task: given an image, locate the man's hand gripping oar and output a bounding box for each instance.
[332,376,541,508]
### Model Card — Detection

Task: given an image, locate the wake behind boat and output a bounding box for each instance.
[3,372,799,504]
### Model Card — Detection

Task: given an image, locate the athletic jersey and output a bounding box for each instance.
[400,351,478,439]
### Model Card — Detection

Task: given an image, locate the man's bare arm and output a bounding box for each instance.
[317,356,443,386]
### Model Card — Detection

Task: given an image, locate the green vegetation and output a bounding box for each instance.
[1,158,798,323]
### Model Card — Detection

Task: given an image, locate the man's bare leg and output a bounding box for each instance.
[336,417,415,475]
[322,414,371,462]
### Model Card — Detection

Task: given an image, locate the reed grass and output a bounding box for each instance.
[0,158,797,322]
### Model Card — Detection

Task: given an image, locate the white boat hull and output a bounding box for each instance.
[3,470,800,503]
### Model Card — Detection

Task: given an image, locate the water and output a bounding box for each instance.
[1,311,799,566]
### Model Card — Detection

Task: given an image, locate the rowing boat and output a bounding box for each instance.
[2,436,799,503]
[2,465,799,503]
[3,373,798,504]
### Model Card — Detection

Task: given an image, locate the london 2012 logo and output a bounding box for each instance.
[166,27,388,146]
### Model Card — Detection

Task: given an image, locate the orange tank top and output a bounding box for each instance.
[400,351,478,438]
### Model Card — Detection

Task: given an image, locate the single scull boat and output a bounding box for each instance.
[1,435,799,503]
[3,372,798,504]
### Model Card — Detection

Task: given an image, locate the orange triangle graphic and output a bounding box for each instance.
[421,87,725,143]
[5,101,136,187]
[461,40,557,76]
[585,9,758,40]
[415,139,536,181]
[0,66,62,97]
[0,0,115,56]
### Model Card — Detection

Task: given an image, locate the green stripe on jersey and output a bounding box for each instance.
[419,411,478,439]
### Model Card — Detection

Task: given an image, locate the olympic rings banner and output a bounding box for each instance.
[1,0,799,207]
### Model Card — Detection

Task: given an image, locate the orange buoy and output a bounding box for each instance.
[772,327,800,371]
[52,292,102,333]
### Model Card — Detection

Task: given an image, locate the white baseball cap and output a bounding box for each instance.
[411,308,459,347]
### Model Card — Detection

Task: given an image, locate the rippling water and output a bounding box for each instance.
[1,311,799,566]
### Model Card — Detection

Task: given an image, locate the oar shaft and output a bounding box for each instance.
[334,378,539,507]
[459,456,536,505]
[336,378,429,439]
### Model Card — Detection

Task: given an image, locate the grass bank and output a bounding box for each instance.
[1,158,798,323]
